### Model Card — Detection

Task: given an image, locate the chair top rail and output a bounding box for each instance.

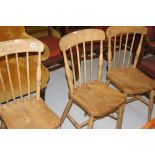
[59,29,105,52]
[106,26,147,38]
[0,39,44,56]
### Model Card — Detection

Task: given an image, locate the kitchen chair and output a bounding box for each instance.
[59,29,126,129]
[106,26,155,122]
[0,39,60,129]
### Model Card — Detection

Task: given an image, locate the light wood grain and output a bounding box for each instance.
[59,29,126,129]
[0,39,60,129]
[107,26,155,122]
[15,53,23,100]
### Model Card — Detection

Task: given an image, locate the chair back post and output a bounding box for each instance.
[107,38,112,71]
[36,51,42,100]
[97,40,104,81]
[63,51,74,93]
[133,34,144,68]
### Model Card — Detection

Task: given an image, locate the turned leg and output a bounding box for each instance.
[88,116,94,129]
[148,90,154,121]
[116,104,125,129]
[40,88,46,101]
[61,99,73,125]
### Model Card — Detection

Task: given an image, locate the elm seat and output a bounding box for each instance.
[139,56,155,79]
[107,68,155,95]
[71,81,125,117]
[39,36,64,71]
[0,97,60,129]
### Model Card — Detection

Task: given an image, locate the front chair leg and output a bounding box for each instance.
[88,116,94,129]
[61,99,73,125]
[148,90,154,121]
[116,104,125,129]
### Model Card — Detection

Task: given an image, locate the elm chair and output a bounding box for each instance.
[0,39,60,129]
[106,26,155,122]
[59,29,126,129]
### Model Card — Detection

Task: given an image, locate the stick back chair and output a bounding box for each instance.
[59,29,126,129]
[0,39,60,129]
[106,26,155,122]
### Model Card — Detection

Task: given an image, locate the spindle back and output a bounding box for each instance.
[0,39,44,104]
[59,29,105,93]
[106,26,147,71]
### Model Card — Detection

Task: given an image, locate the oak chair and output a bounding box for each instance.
[0,39,60,129]
[106,26,155,122]
[59,29,126,129]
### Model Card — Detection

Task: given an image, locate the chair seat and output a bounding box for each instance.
[0,97,60,129]
[107,67,155,95]
[70,81,125,117]
[139,55,155,79]
[0,58,49,103]
[39,36,61,59]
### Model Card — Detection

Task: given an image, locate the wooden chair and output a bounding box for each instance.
[59,29,126,129]
[106,26,155,122]
[0,39,60,129]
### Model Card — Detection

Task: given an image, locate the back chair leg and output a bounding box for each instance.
[88,116,94,129]
[148,90,154,121]
[61,99,73,125]
[116,104,125,129]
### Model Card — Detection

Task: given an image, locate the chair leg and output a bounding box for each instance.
[116,104,125,129]
[148,90,154,121]
[88,116,94,129]
[61,99,73,125]
[40,88,46,101]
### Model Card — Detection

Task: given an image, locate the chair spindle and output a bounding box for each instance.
[26,52,31,100]
[5,55,15,101]
[15,53,23,100]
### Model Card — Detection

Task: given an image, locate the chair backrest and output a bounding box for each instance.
[59,29,105,93]
[0,26,25,41]
[0,39,44,104]
[106,26,147,71]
